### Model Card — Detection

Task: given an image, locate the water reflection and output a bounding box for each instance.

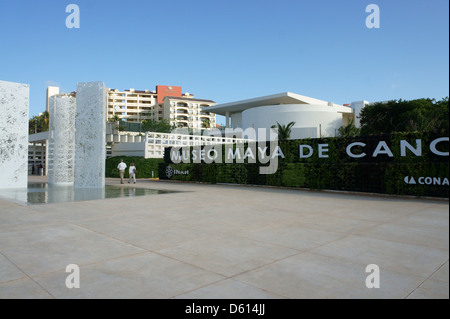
[0,183,175,205]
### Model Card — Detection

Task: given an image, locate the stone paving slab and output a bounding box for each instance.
[234,252,427,299]
[33,252,224,299]
[174,279,284,299]
[0,176,448,299]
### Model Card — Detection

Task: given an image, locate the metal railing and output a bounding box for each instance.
[145,132,249,147]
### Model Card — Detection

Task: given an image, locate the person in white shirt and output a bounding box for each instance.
[117,159,127,184]
[128,163,137,184]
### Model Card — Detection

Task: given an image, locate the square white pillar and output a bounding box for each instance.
[74,82,106,188]
[0,80,29,189]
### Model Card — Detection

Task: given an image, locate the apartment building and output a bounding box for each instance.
[107,88,158,122]
[107,85,216,128]
[163,96,216,129]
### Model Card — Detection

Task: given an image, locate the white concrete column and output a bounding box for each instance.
[32,143,36,174]
[144,132,149,157]
[225,112,230,128]
[74,82,107,189]
[44,141,49,176]
[0,80,29,189]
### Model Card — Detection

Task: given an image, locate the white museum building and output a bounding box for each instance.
[207,92,366,140]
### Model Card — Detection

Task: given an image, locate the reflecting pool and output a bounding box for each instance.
[0,183,175,205]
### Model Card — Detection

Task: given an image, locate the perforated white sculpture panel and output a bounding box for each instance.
[74,82,106,189]
[48,95,76,185]
[0,80,29,189]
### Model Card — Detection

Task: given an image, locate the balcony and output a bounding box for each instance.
[139,96,155,101]
[175,106,189,112]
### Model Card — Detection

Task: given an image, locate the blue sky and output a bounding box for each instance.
[0,0,448,122]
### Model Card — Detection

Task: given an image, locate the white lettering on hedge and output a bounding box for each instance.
[346,142,366,158]
[244,147,256,160]
[318,144,329,158]
[372,141,394,157]
[404,176,449,186]
[400,140,422,157]
[300,145,313,158]
[169,136,449,175]
[272,146,285,159]
[258,146,268,160]
[171,149,182,163]
[227,147,242,162]
[299,144,329,158]
[430,137,449,156]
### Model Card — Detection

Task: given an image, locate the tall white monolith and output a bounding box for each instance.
[0,80,29,189]
[48,94,76,185]
[74,82,106,188]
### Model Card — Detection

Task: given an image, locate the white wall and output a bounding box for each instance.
[230,112,242,128]
[111,142,145,158]
[241,104,345,140]
[350,101,369,128]
[46,86,60,113]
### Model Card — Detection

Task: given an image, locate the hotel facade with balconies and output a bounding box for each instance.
[163,96,216,129]
[107,85,216,129]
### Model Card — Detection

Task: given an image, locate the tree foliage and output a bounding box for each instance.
[271,121,296,140]
[141,119,175,133]
[337,119,361,137]
[107,114,122,134]
[29,111,49,134]
[202,118,211,129]
[359,97,449,135]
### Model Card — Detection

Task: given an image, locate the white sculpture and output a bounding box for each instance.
[74,82,107,188]
[48,94,76,185]
[0,80,29,189]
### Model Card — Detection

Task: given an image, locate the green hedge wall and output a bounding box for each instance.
[159,131,449,198]
[106,156,164,178]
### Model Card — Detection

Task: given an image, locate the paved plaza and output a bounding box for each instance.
[0,176,448,299]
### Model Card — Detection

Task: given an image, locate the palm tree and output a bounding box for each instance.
[108,114,121,135]
[271,121,296,140]
[202,118,211,129]
[41,111,49,130]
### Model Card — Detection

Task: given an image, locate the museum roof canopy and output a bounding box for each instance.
[207,92,353,115]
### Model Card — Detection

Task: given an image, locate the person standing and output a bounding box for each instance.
[128,162,137,184]
[117,159,127,184]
